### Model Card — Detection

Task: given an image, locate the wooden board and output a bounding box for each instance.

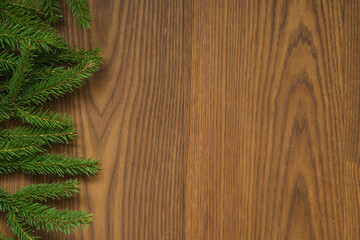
[1,0,359,239]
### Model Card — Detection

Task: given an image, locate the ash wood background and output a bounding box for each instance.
[1,0,359,239]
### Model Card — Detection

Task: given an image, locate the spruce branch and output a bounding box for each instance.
[34,47,102,66]
[0,102,16,122]
[40,0,62,25]
[7,42,32,102]
[5,0,43,16]
[0,139,45,161]
[0,154,99,176]
[0,0,93,29]
[0,0,101,238]
[0,50,17,75]
[0,125,76,145]
[25,65,64,80]
[15,107,72,129]
[6,212,36,240]
[20,57,101,105]
[18,203,92,233]
[2,184,92,239]
[0,22,67,52]
[66,0,92,29]
[0,0,48,31]
[13,179,79,202]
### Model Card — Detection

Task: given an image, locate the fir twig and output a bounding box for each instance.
[14,179,79,202]
[40,0,62,25]
[0,125,76,145]
[16,107,72,129]
[19,203,92,233]
[6,212,35,240]
[0,139,45,161]
[20,57,101,105]
[66,0,92,28]
[0,22,67,52]
[7,42,32,102]
[0,154,99,176]
[0,0,101,238]
[0,0,49,31]
[0,50,17,74]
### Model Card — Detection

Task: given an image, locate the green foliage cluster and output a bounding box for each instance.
[0,0,102,239]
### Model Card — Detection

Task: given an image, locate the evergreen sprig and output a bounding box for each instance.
[0,181,92,239]
[0,0,101,239]
[13,179,79,202]
[40,0,62,25]
[0,154,99,176]
[0,50,17,75]
[15,106,72,129]
[20,55,101,105]
[0,125,76,145]
[0,21,67,52]
[66,0,92,29]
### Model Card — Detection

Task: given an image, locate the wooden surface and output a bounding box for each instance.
[1,0,360,239]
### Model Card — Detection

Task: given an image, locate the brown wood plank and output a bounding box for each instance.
[344,1,360,239]
[39,0,185,239]
[186,0,345,239]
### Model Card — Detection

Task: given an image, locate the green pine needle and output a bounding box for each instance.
[20,57,101,105]
[0,139,45,161]
[35,47,102,66]
[0,102,16,122]
[15,107,73,129]
[0,50,17,74]
[7,42,32,102]
[0,22,67,52]
[0,0,101,238]
[5,0,43,16]
[66,0,92,29]
[14,179,79,202]
[0,125,77,145]
[6,212,36,240]
[0,0,49,31]
[40,0,62,25]
[0,153,100,176]
[19,203,92,233]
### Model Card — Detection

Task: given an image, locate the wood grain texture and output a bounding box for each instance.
[59,1,185,239]
[187,0,344,239]
[344,1,360,239]
[1,0,360,239]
